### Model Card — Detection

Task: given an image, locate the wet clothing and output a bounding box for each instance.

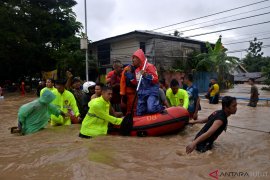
[195,110,228,152]
[106,70,115,83]
[120,65,137,115]
[79,133,92,139]
[50,89,79,126]
[166,88,189,109]
[18,90,61,135]
[80,96,123,137]
[159,88,167,105]
[186,85,199,113]
[209,83,219,104]
[132,49,164,116]
[40,87,56,96]
[109,71,122,111]
[70,89,89,120]
[248,85,259,107]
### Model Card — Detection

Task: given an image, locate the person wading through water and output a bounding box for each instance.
[186,96,237,153]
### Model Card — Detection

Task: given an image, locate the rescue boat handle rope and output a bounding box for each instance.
[228,125,270,134]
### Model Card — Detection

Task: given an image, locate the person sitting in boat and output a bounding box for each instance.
[166,79,189,109]
[186,96,237,153]
[79,86,123,138]
[11,90,67,135]
[132,49,164,116]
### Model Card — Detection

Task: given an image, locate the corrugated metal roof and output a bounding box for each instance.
[92,30,209,46]
[234,72,265,82]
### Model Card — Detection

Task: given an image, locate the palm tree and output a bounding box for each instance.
[196,35,239,87]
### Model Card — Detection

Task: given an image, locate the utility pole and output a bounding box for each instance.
[84,0,89,81]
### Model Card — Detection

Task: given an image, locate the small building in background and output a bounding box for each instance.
[234,72,266,84]
[90,30,208,75]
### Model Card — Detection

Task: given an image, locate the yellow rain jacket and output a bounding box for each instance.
[166,88,189,109]
[80,96,123,137]
[50,89,79,126]
[210,83,219,97]
[40,87,56,96]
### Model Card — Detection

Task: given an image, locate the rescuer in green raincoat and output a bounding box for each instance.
[13,89,66,135]
[79,86,123,138]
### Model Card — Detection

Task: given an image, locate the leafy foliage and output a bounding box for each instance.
[195,36,239,85]
[262,61,270,86]
[241,38,269,72]
[0,0,89,82]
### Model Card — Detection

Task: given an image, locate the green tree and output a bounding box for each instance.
[0,0,83,81]
[262,58,270,86]
[242,38,267,72]
[171,30,183,37]
[196,35,239,87]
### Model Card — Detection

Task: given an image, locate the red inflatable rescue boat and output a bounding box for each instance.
[110,106,189,136]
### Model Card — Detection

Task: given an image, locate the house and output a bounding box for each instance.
[234,72,266,84]
[90,30,209,74]
[230,64,248,75]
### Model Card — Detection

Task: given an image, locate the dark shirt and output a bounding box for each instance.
[250,85,259,102]
[71,89,89,119]
[195,110,228,147]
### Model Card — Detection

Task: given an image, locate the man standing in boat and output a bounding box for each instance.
[132,49,164,116]
[186,96,237,153]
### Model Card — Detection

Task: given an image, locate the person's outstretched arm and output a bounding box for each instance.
[186,120,223,154]
[189,116,208,124]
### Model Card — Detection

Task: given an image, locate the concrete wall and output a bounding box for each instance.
[110,38,140,65]
[146,38,201,70]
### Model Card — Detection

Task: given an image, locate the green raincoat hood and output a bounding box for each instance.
[39,89,56,104]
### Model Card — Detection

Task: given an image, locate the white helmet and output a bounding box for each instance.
[82,81,96,93]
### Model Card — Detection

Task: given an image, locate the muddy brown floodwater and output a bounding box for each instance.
[0,84,269,180]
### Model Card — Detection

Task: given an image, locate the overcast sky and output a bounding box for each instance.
[73,0,270,58]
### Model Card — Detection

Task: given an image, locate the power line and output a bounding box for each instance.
[204,30,270,43]
[227,44,270,53]
[152,0,270,31]
[181,11,270,33]
[185,20,270,38]
[224,37,270,45]
[95,29,270,56]
[222,31,270,42]
[161,5,270,33]
[95,30,270,55]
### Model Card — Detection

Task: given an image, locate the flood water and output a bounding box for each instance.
[0,84,269,180]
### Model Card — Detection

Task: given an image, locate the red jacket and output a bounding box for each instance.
[106,70,115,83]
[132,49,159,84]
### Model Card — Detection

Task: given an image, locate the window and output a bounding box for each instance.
[140,42,146,53]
